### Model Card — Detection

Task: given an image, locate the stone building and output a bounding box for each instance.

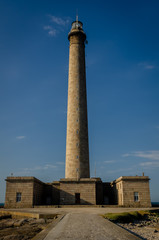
[5,19,151,208]
[112,176,151,207]
[5,175,151,208]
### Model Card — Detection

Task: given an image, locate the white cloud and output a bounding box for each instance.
[16,136,26,140]
[43,25,57,36]
[56,161,65,165]
[138,62,156,70]
[104,160,116,164]
[43,25,52,30]
[18,164,57,174]
[48,30,57,36]
[107,167,134,174]
[145,65,155,69]
[122,151,159,161]
[44,15,70,37]
[122,153,130,157]
[140,162,159,167]
[49,15,70,26]
[34,164,56,170]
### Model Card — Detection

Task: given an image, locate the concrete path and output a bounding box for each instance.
[43,213,141,240]
[6,207,153,215]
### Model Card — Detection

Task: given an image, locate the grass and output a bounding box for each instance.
[103,211,151,223]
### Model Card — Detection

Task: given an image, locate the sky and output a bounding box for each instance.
[0,0,159,203]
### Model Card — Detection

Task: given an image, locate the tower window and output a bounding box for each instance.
[16,192,22,202]
[76,130,79,134]
[134,192,139,202]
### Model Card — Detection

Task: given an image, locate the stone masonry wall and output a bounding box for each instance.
[60,180,96,205]
[65,24,90,179]
[115,176,151,207]
[5,177,34,208]
[116,181,124,205]
[33,181,45,206]
[52,181,60,205]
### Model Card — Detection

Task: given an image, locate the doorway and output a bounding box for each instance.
[75,193,80,204]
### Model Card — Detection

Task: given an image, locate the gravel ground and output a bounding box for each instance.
[118,216,159,240]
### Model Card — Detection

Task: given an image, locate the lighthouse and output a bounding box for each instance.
[65,19,90,179]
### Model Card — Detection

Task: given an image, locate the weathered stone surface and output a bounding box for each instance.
[13,219,26,227]
[5,177,46,208]
[65,21,90,179]
[113,176,151,207]
[34,219,46,224]
[0,216,53,240]
[59,179,102,205]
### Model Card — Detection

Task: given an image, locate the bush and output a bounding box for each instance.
[103,211,147,223]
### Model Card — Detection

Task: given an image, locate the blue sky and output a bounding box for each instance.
[0,0,159,202]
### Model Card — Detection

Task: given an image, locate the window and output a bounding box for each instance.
[16,192,22,202]
[76,155,79,159]
[76,130,79,134]
[134,192,139,202]
[76,143,79,147]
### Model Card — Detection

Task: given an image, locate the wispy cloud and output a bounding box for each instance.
[16,136,26,140]
[43,25,57,36]
[31,164,56,171]
[140,161,159,167]
[138,62,156,70]
[107,167,134,174]
[44,15,70,37]
[56,161,65,165]
[104,160,116,164]
[122,151,159,161]
[49,15,70,26]
[145,65,155,69]
[17,164,57,174]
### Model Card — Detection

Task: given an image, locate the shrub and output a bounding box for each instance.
[103,211,147,223]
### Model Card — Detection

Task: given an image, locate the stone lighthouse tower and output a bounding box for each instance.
[65,19,90,179]
[4,18,151,208]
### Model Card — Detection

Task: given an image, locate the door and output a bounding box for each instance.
[75,193,80,204]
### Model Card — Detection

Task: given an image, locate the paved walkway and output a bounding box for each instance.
[5,207,154,239]
[9,206,153,215]
[43,213,141,240]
